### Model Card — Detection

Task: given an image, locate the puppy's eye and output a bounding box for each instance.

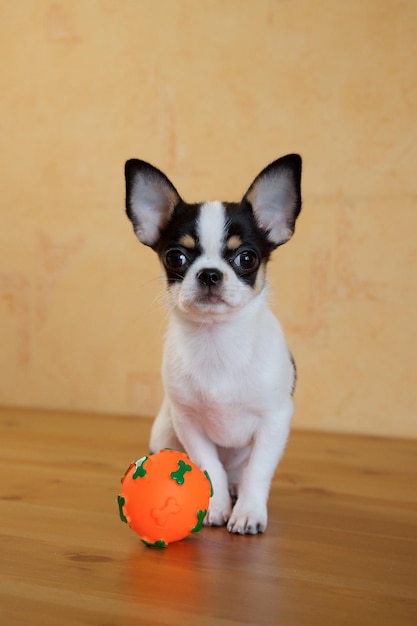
[164,249,188,270]
[232,250,259,273]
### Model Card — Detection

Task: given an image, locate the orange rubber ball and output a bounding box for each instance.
[117,449,213,547]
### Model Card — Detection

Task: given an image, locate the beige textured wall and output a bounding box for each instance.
[0,1,416,437]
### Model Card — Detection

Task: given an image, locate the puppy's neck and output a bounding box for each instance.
[166,287,271,379]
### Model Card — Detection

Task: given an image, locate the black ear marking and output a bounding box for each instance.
[243,154,302,248]
[125,159,182,247]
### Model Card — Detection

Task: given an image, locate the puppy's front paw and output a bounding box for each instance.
[204,496,232,527]
[227,500,267,535]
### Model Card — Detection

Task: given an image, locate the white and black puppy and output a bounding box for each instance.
[124,154,302,535]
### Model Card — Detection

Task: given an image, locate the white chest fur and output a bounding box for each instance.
[162,292,293,448]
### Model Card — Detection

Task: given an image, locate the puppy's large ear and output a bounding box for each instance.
[243,154,302,248]
[125,160,181,247]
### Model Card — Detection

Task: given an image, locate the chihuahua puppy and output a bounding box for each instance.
[124,154,302,534]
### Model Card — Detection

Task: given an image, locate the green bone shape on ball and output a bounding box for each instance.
[191,509,207,533]
[141,538,167,548]
[132,455,148,479]
[170,459,192,484]
[204,470,214,496]
[117,495,128,524]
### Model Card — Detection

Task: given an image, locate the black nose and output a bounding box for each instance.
[196,268,223,287]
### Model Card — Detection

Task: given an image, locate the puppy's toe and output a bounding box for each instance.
[227,502,267,535]
[204,498,232,527]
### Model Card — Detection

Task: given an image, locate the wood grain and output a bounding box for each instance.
[0,407,416,626]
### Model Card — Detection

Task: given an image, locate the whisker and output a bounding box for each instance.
[135,274,162,290]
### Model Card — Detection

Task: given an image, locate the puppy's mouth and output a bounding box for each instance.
[190,280,237,312]
[172,270,248,318]
[195,291,227,307]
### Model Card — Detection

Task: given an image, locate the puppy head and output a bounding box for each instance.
[125,155,301,321]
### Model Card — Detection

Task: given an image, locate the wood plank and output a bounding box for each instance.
[0,407,416,626]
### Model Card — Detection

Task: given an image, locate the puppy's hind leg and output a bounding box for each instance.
[219,447,251,505]
[149,397,184,453]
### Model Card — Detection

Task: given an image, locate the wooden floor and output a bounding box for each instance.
[0,407,416,626]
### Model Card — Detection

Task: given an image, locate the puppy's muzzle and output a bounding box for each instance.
[196,268,223,288]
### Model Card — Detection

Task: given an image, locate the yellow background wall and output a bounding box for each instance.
[0,0,416,438]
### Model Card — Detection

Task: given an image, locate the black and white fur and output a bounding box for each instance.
[125,154,302,534]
